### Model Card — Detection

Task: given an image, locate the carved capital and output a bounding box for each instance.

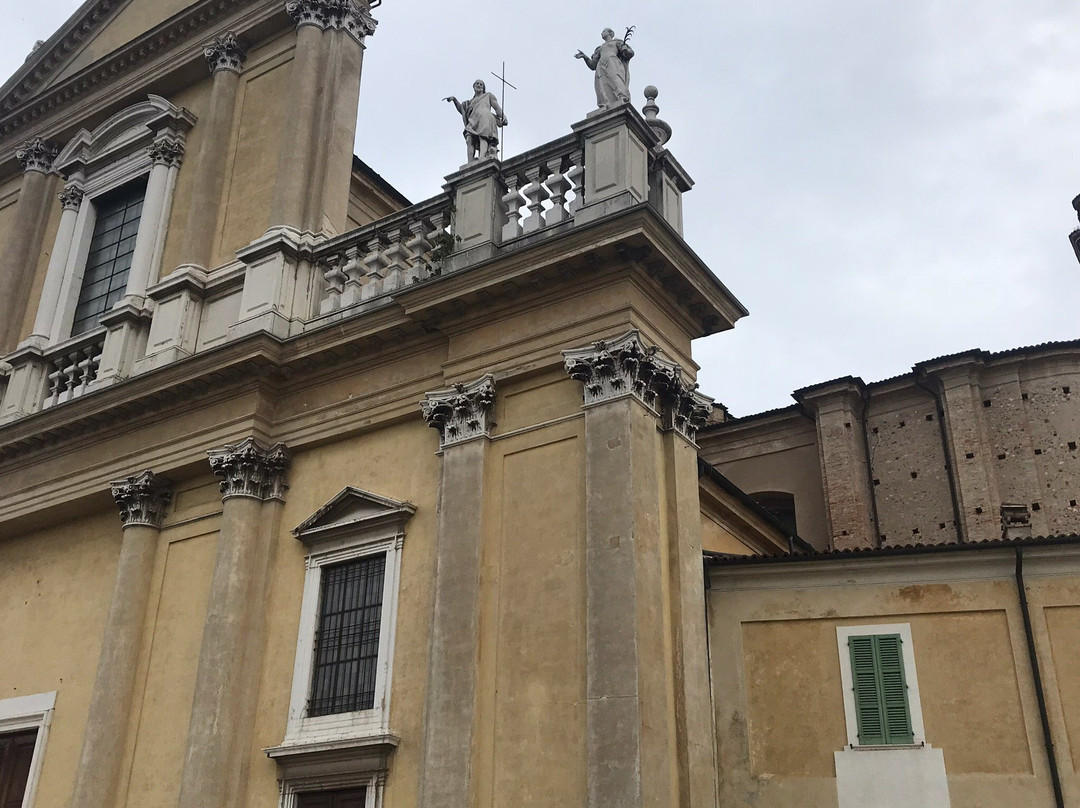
[111,470,173,529]
[58,184,85,211]
[562,330,681,411]
[148,136,185,168]
[285,0,378,42]
[204,32,247,74]
[16,137,58,174]
[662,385,714,443]
[422,374,496,449]
[208,438,290,501]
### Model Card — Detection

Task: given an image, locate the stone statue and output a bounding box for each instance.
[445,80,508,164]
[575,28,635,111]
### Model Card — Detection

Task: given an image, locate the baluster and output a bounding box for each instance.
[566,149,585,215]
[360,236,389,301]
[501,172,524,242]
[405,218,433,283]
[382,227,410,293]
[60,351,79,404]
[521,164,549,235]
[75,348,93,397]
[426,209,451,275]
[340,246,365,308]
[45,363,64,409]
[544,155,571,226]
[320,254,347,315]
[87,342,103,389]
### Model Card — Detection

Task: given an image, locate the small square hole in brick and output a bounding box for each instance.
[880,534,888,542]
[975,507,984,514]
[841,530,849,536]
[939,522,946,529]
[1022,393,1029,401]
[912,528,920,535]
[1032,502,1041,511]
[1072,500,1077,508]
[1035,449,1043,455]
[873,479,880,486]
[965,452,975,459]
[844,422,851,429]
[899,421,906,428]
[1065,386,1071,395]
[997,453,1007,460]
[910,471,918,479]
[925,414,934,421]
[872,427,879,434]
[1070,442,1077,451]
[983,400,992,408]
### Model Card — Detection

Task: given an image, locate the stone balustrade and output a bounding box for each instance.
[499,134,585,241]
[42,328,106,409]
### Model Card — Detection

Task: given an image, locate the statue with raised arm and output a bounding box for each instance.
[444,80,508,164]
[575,27,635,111]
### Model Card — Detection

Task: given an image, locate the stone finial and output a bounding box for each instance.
[204,32,247,74]
[642,85,672,147]
[562,330,679,411]
[422,375,496,449]
[285,0,378,42]
[58,184,85,211]
[148,136,185,168]
[16,137,58,174]
[208,438,291,501]
[111,470,173,529]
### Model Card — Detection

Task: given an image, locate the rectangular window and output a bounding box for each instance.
[297,788,367,808]
[0,729,38,808]
[308,554,386,717]
[71,180,147,336]
[848,633,913,745]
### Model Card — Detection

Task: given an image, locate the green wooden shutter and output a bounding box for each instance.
[848,633,914,745]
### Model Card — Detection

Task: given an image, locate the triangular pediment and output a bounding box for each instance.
[294,487,417,544]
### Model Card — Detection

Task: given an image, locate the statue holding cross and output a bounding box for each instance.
[445,79,509,165]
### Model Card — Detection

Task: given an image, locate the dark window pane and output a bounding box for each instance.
[0,729,38,808]
[308,554,385,717]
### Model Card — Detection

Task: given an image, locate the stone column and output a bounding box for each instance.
[177,33,247,270]
[0,137,58,354]
[562,331,679,808]
[124,137,184,303]
[27,184,84,345]
[175,439,289,808]
[796,378,877,550]
[69,471,172,808]
[659,384,720,808]
[417,375,495,808]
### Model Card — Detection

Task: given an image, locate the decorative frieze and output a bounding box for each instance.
[208,438,291,501]
[111,470,173,529]
[148,136,185,168]
[16,137,58,174]
[285,0,378,42]
[204,32,247,74]
[422,375,496,449]
[562,330,680,411]
[58,184,85,211]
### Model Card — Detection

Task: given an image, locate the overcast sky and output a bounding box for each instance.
[4,1,1080,414]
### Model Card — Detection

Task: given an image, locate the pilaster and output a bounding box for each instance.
[69,471,172,808]
[796,378,876,550]
[417,375,494,808]
[571,106,654,227]
[176,439,289,808]
[0,137,58,353]
[0,345,50,424]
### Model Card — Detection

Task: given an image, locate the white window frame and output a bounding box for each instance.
[0,691,56,808]
[836,623,928,748]
[284,489,413,747]
[279,771,385,808]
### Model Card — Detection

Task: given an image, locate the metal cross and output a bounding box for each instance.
[490,61,517,161]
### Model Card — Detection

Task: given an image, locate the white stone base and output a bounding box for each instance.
[835,746,950,808]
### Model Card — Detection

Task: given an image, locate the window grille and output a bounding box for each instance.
[308,554,386,717]
[71,181,147,336]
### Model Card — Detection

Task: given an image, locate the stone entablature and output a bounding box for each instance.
[110,470,173,528]
[422,375,496,449]
[208,438,291,501]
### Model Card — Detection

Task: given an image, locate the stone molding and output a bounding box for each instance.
[285,0,378,42]
[148,135,185,168]
[110,469,173,528]
[563,330,714,442]
[15,137,58,174]
[203,32,247,75]
[208,437,290,501]
[422,374,496,449]
[57,184,85,211]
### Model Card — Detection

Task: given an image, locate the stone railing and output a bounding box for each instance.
[499,134,584,241]
[42,328,106,409]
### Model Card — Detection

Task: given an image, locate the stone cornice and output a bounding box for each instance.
[204,32,248,74]
[110,469,173,528]
[0,0,284,146]
[422,375,496,449]
[208,437,290,501]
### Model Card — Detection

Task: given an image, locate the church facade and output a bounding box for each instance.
[0,3,1077,808]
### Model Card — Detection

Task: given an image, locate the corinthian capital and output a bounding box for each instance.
[562,330,681,411]
[111,470,173,529]
[204,32,247,74]
[148,136,185,168]
[208,438,290,501]
[422,375,496,449]
[16,137,58,174]
[58,184,85,211]
[285,0,378,43]
[663,385,714,443]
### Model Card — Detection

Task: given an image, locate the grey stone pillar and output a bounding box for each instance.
[563,331,681,808]
[178,33,247,270]
[417,375,495,808]
[175,439,289,808]
[69,471,172,808]
[0,138,58,353]
[28,185,84,344]
[271,0,376,233]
